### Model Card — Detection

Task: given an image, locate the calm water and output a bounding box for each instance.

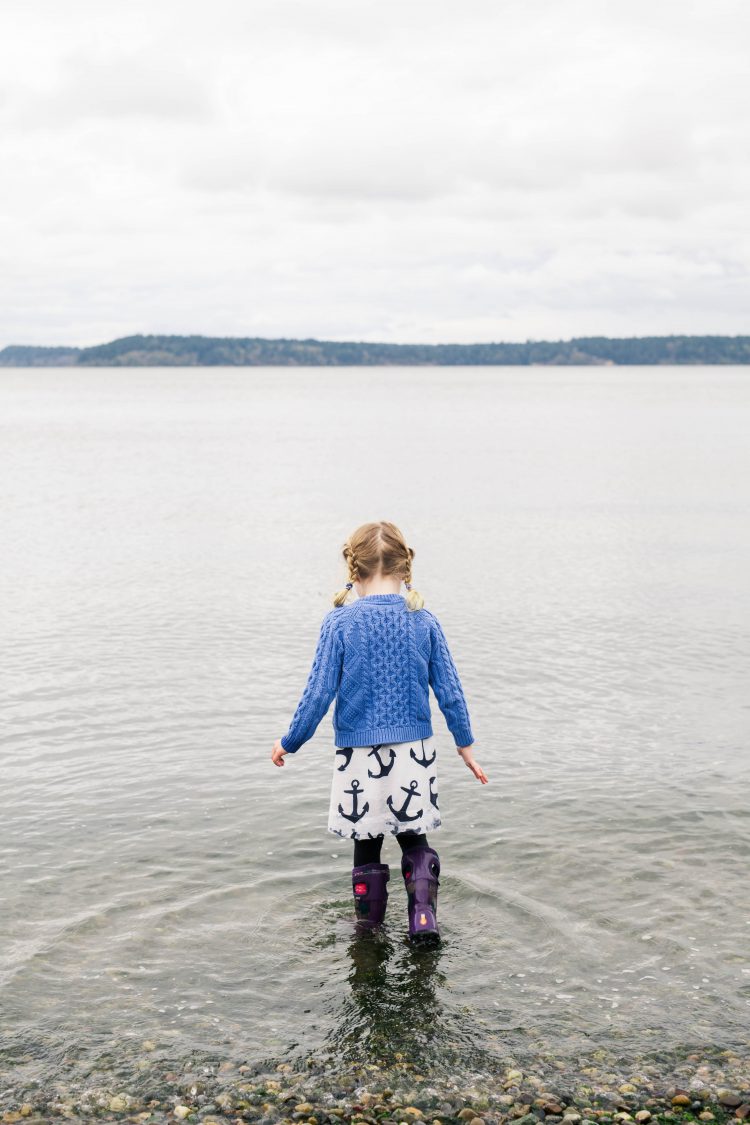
[1,366,749,1100]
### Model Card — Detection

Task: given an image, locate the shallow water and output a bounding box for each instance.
[1,366,748,1103]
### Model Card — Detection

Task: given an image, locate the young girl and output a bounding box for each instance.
[271,521,488,945]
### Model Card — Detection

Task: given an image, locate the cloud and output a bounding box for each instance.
[8,51,212,127]
[0,0,748,346]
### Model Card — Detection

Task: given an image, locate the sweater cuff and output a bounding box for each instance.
[453,727,474,749]
[280,734,300,753]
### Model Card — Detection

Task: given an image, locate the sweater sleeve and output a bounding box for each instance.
[427,613,475,748]
[280,611,343,753]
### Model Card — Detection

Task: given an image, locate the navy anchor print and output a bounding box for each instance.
[386,779,423,823]
[367,744,396,778]
[429,775,439,809]
[336,746,354,771]
[328,737,440,839]
[338,778,370,823]
[410,739,436,768]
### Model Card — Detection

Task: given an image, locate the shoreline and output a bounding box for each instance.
[2,333,750,369]
[3,1046,749,1125]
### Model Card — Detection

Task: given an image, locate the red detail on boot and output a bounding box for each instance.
[354,882,368,895]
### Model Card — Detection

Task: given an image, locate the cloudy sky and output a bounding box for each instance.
[1,0,748,347]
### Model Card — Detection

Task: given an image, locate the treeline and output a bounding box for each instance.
[2,333,750,367]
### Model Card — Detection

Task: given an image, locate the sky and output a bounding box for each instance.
[0,0,748,347]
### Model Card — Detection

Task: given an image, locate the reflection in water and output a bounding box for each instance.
[319,929,492,1075]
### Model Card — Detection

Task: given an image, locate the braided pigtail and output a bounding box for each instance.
[403,546,425,611]
[333,544,360,607]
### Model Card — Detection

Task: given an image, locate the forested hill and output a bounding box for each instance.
[1,334,750,367]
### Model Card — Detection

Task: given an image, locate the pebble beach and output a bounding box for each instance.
[3,1036,750,1124]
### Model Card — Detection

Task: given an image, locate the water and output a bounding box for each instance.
[1,366,748,1106]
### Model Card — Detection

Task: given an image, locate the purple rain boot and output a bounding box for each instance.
[401,845,441,945]
[352,863,390,929]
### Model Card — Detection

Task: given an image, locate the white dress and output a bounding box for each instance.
[328,735,441,840]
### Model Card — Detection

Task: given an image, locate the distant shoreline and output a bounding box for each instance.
[1,332,750,367]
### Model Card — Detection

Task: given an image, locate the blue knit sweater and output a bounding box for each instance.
[280,593,474,753]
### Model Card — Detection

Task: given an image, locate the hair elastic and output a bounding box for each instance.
[345,582,353,590]
[405,582,412,590]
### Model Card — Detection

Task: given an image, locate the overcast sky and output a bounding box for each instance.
[1,0,748,347]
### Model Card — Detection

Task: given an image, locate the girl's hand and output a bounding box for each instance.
[457,744,488,784]
[271,739,288,767]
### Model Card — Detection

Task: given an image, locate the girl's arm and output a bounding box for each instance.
[427,613,475,749]
[274,610,343,759]
[456,744,488,784]
[428,613,488,783]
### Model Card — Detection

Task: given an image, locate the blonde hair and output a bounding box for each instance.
[333,521,425,611]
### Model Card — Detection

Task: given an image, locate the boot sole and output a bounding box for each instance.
[409,930,441,947]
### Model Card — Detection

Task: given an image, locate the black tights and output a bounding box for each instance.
[353,832,429,867]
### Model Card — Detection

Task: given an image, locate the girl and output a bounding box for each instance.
[271,521,488,945]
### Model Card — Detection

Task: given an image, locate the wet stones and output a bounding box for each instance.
[719,1093,743,1108]
[107,1094,131,1112]
[4,1046,750,1124]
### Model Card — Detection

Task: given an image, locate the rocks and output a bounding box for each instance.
[4,1044,750,1125]
[109,1094,132,1112]
[720,1093,743,1108]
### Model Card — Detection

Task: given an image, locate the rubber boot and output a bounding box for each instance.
[401,845,440,945]
[352,863,390,929]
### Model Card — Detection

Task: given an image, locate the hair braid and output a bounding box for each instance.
[333,542,359,606]
[403,545,424,610]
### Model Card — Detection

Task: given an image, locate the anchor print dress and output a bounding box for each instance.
[328,734,440,840]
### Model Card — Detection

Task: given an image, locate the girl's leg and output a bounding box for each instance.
[352,835,389,928]
[396,831,429,854]
[397,832,440,945]
[353,835,384,866]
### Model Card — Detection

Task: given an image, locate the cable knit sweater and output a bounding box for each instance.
[280,593,474,753]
